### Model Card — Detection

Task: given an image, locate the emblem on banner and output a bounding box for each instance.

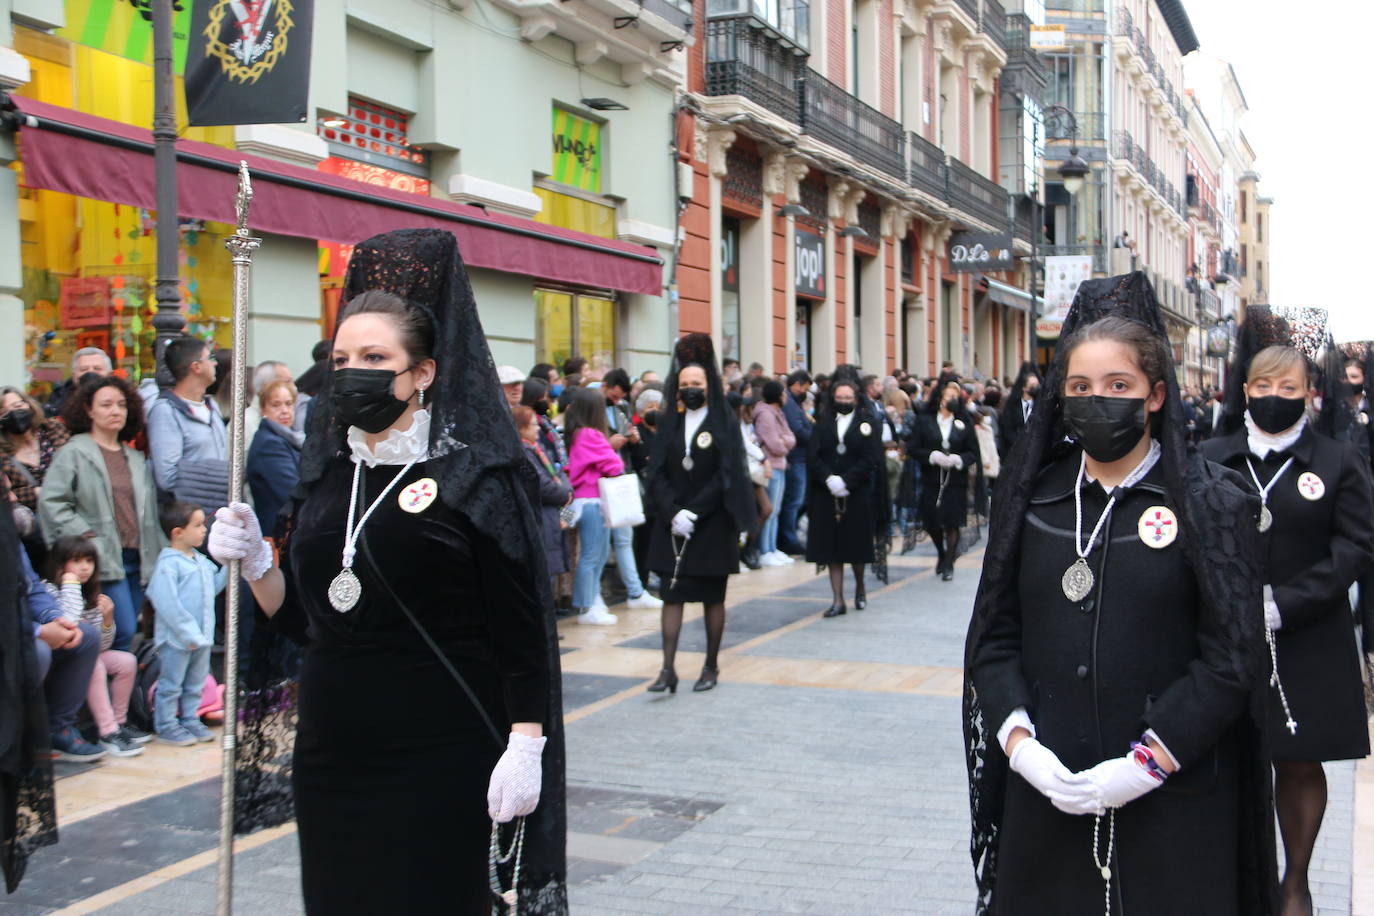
[203,0,295,83]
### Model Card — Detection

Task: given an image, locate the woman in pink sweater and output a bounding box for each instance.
[752,381,796,565]
[563,388,626,624]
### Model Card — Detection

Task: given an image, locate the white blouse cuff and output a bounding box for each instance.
[997,708,1035,755]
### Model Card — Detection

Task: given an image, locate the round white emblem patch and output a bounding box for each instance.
[1297,471,1325,501]
[399,477,439,514]
[1137,505,1179,549]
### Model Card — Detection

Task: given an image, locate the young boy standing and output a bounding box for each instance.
[145,500,226,746]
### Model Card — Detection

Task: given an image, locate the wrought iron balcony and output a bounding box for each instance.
[1199,287,1219,318]
[1111,128,1135,162]
[706,0,809,48]
[906,131,948,202]
[955,0,979,23]
[800,68,906,179]
[979,0,1007,51]
[1002,14,1049,102]
[704,18,805,124]
[1012,195,1038,244]
[1046,110,1107,142]
[947,157,1011,229]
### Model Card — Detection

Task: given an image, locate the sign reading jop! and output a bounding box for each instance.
[794,229,826,299]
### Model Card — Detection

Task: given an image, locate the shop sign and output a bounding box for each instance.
[59,277,112,328]
[948,231,1014,273]
[59,0,193,70]
[794,229,826,299]
[1030,24,1067,50]
[1037,255,1093,338]
[185,0,315,125]
[552,109,602,193]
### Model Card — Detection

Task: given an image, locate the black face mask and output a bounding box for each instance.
[679,387,707,410]
[791,389,807,403]
[642,410,659,429]
[1062,395,1148,463]
[944,398,960,413]
[1025,384,1040,397]
[331,367,413,434]
[533,400,551,416]
[1247,394,1306,435]
[1,408,34,436]
[834,401,856,415]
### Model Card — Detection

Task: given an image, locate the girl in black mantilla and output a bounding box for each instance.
[207,230,567,914]
[907,379,980,581]
[964,272,1278,916]
[804,375,884,617]
[1201,306,1374,916]
[644,334,755,695]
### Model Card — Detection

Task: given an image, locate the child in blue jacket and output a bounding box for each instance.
[145,500,226,745]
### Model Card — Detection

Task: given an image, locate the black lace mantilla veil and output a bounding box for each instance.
[0,484,56,893]
[1220,305,1346,437]
[651,333,756,537]
[961,272,1278,914]
[235,229,568,913]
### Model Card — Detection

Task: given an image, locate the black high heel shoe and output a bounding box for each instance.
[647,668,679,694]
[693,666,719,692]
[854,587,867,610]
[823,601,847,618]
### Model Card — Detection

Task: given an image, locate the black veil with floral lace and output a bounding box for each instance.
[0,479,56,893]
[235,229,568,913]
[961,271,1278,914]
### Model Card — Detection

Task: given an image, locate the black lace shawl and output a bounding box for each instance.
[651,333,756,538]
[1220,305,1345,436]
[237,229,568,912]
[0,481,56,893]
[962,272,1278,914]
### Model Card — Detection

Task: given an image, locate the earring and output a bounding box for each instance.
[417,387,426,408]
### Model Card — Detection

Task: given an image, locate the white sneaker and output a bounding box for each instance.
[590,597,610,614]
[625,592,663,610]
[761,552,788,567]
[770,551,796,565]
[577,608,618,626]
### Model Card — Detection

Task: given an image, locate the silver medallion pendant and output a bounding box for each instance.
[1061,558,1094,602]
[682,455,695,471]
[837,442,847,456]
[1258,505,1273,533]
[328,567,362,612]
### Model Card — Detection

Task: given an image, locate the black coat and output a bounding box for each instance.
[907,412,980,529]
[999,396,1034,456]
[246,420,302,536]
[1202,427,1374,761]
[647,410,742,579]
[804,411,883,564]
[522,444,573,576]
[971,452,1255,913]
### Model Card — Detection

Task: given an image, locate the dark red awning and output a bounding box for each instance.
[10,96,664,296]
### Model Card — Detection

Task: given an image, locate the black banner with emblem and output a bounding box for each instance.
[185,0,314,126]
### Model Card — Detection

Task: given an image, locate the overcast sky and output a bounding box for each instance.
[1182,0,1374,342]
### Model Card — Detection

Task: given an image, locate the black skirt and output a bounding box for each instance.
[659,574,727,604]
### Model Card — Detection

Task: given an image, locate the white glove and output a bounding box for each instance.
[825,475,848,497]
[1080,752,1164,812]
[487,732,546,823]
[671,509,697,538]
[928,451,946,467]
[1008,737,1097,816]
[1263,584,1282,630]
[210,503,273,582]
[948,454,964,471]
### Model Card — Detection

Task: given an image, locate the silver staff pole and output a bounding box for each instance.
[217,161,261,916]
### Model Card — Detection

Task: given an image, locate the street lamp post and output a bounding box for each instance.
[1029,105,1091,367]
[129,0,184,388]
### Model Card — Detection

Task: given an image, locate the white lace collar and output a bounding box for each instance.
[348,409,431,467]
[1244,410,1306,460]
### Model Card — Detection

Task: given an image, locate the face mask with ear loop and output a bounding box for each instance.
[331,367,416,434]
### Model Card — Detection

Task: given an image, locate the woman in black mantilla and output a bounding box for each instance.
[208,230,567,914]
[804,374,884,616]
[907,379,980,580]
[644,334,755,695]
[964,272,1278,915]
[1201,306,1374,916]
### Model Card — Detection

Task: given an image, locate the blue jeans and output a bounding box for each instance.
[779,462,808,550]
[33,621,101,731]
[102,548,145,652]
[609,524,645,598]
[154,643,212,733]
[573,505,610,610]
[760,470,786,555]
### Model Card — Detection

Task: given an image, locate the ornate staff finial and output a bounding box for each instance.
[234,160,253,236]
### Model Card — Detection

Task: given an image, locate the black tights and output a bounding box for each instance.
[659,601,726,673]
[1275,760,1326,915]
[827,563,866,604]
[928,526,961,569]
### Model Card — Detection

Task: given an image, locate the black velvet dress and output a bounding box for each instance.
[275,455,550,914]
[804,412,883,565]
[971,453,1251,914]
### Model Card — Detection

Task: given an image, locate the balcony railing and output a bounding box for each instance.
[948,158,1011,229]
[907,131,948,201]
[1045,0,1104,13]
[1013,196,1037,244]
[1111,128,1134,162]
[800,68,906,179]
[706,0,810,48]
[955,0,979,22]
[979,0,1007,50]
[704,18,805,123]
[1002,13,1049,101]
[1199,288,1219,317]
[1046,110,1107,142]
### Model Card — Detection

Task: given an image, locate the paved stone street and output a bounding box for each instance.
[4,540,1370,914]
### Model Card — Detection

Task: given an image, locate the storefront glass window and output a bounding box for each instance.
[535,290,616,373]
[721,219,740,362]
